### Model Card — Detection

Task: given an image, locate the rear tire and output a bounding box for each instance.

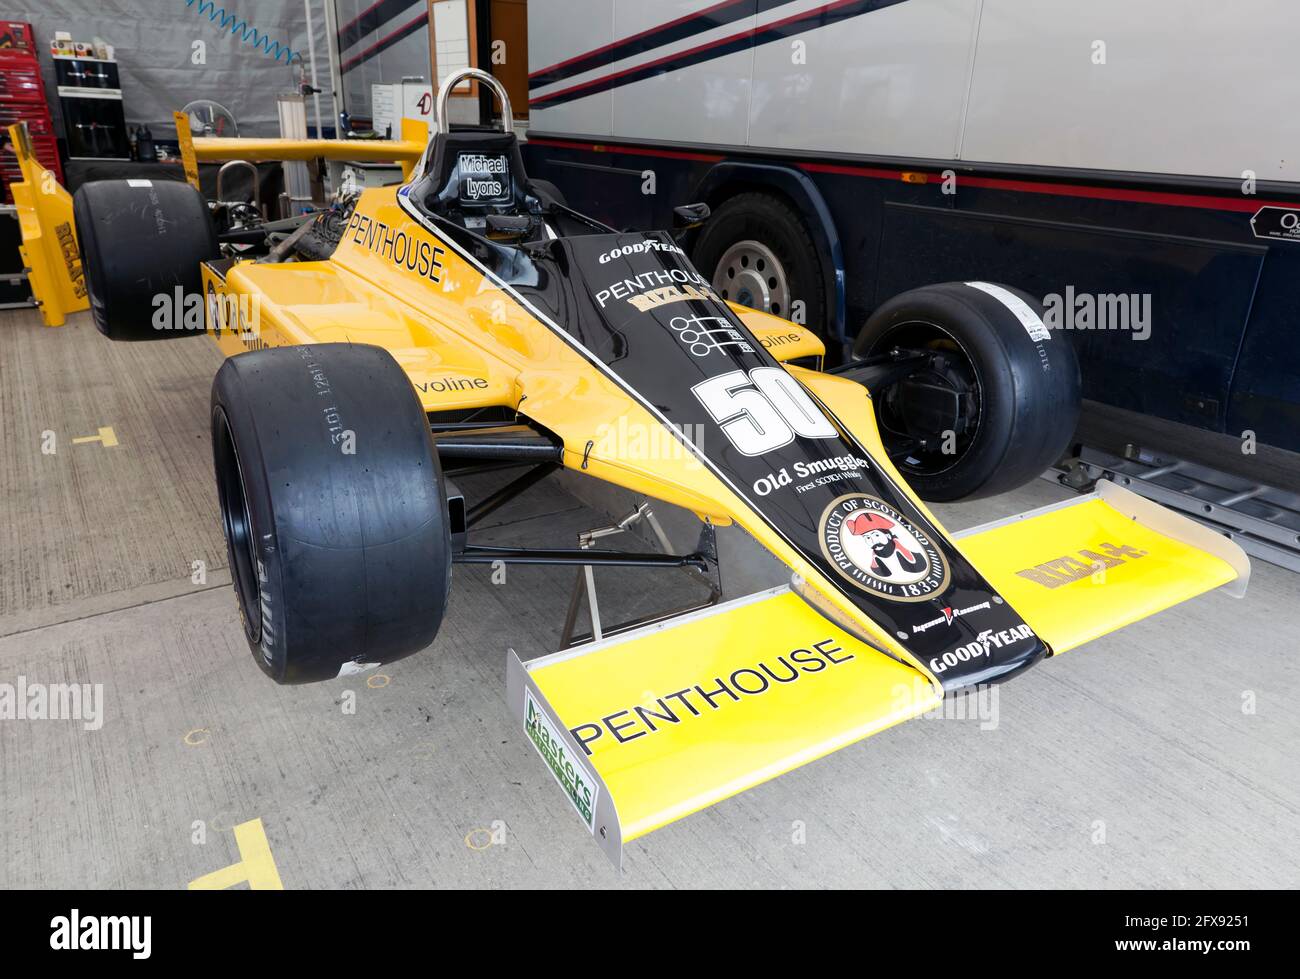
[211,343,452,684]
[854,282,1080,501]
[692,192,827,330]
[72,179,218,340]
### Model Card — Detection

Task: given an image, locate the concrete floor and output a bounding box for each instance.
[1,309,1296,889]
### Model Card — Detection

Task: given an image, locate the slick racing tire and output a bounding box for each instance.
[854,282,1080,502]
[211,343,453,684]
[692,191,827,329]
[72,179,219,340]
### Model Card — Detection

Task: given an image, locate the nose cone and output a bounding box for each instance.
[936,633,1052,692]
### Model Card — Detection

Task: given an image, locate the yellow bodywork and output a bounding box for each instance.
[527,587,941,843]
[6,123,88,327]
[961,488,1241,655]
[202,185,941,672]
[195,176,1245,865]
[191,118,429,181]
[513,482,1242,848]
[16,117,1242,863]
[203,184,1246,682]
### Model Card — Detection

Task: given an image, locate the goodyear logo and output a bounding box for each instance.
[346,213,445,283]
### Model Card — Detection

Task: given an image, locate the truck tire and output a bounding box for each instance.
[854,282,1080,501]
[692,191,827,330]
[72,179,218,340]
[211,343,452,684]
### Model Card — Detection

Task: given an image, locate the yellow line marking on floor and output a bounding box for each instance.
[71,426,118,447]
[188,817,284,890]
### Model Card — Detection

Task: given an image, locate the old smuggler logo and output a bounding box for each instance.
[818,494,949,601]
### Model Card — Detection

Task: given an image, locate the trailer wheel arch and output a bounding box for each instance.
[691,163,847,353]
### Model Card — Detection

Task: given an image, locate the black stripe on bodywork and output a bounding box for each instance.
[530,0,908,110]
[392,190,1047,690]
[528,0,796,91]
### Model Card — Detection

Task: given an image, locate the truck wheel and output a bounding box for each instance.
[72,179,218,340]
[854,282,1080,502]
[692,192,826,329]
[211,343,452,684]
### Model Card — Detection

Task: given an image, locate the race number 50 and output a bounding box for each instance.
[692,367,836,456]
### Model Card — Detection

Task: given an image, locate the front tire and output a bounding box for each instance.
[211,343,452,683]
[854,282,1080,501]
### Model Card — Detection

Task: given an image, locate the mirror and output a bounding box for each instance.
[672,202,711,230]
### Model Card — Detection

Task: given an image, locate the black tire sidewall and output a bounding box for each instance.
[73,179,218,340]
[857,282,1080,501]
[692,192,827,329]
[210,396,287,679]
[210,343,452,683]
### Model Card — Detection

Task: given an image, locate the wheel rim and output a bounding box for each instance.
[866,321,983,478]
[212,408,261,644]
[711,239,791,316]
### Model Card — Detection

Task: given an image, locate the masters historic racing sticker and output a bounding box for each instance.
[524,688,598,832]
[819,494,949,602]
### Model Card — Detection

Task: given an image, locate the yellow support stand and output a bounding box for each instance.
[7,122,88,327]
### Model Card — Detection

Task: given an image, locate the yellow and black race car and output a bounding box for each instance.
[52,72,1247,867]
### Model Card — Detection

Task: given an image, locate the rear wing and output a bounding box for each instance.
[5,123,88,327]
[187,118,429,181]
[511,480,1246,869]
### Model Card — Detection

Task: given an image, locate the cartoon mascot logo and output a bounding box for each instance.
[818,494,949,601]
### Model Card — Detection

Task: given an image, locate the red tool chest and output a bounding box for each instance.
[0,20,63,203]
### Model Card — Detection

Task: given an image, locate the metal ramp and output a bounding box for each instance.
[1048,445,1300,573]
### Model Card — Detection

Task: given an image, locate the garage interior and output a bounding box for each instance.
[2,317,1294,887]
[1,2,1297,893]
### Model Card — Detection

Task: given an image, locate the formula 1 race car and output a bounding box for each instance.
[52,71,1246,867]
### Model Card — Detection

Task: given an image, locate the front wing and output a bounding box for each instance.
[509,482,1247,868]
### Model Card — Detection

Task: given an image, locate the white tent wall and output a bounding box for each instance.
[8,0,337,139]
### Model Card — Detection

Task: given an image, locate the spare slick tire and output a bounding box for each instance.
[854,281,1080,502]
[72,178,218,340]
[211,343,452,684]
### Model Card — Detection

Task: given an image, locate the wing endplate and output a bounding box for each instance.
[956,481,1248,655]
